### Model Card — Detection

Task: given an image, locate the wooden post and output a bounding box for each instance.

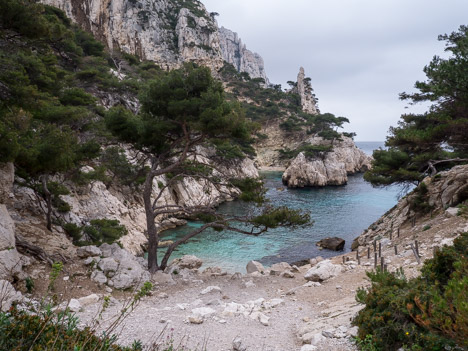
[394,245,398,255]
[357,254,361,265]
[415,240,419,256]
[397,228,400,238]
[412,217,416,227]
[374,252,378,268]
[379,242,382,258]
[356,250,359,260]
[373,240,377,253]
[367,247,370,259]
[384,264,388,272]
[380,257,384,271]
[410,244,421,264]
[342,256,345,264]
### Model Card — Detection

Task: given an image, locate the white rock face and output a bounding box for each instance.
[304,260,344,282]
[40,0,270,82]
[297,67,318,115]
[282,137,372,188]
[218,27,269,85]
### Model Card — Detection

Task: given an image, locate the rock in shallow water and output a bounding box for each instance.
[316,237,345,251]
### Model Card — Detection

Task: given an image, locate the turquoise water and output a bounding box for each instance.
[160,141,402,273]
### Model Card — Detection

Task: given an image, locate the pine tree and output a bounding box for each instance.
[365,25,468,186]
[106,63,310,272]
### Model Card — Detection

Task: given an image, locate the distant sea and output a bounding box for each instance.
[161,141,402,273]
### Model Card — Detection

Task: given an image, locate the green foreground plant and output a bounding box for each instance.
[353,232,468,350]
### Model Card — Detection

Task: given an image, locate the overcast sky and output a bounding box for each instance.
[202,0,468,141]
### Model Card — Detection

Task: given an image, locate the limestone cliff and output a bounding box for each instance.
[218,27,269,85]
[282,137,371,187]
[40,0,269,81]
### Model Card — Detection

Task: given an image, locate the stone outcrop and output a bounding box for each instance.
[353,164,468,249]
[218,27,269,85]
[296,67,318,115]
[282,137,372,188]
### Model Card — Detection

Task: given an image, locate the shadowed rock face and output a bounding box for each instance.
[218,27,269,85]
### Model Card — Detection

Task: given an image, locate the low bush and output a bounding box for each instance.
[64,219,127,246]
[353,232,468,350]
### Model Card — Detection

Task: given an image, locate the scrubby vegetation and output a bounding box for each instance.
[219,63,351,141]
[0,278,176,351]
[353,232,468,351]
[64,219,127,246]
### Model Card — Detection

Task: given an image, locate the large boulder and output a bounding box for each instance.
[304,260,344,282]
[270,262,292,276]
[246,260,265,274]
[168,255,203,272]
[89,243,150,290]
[316,237,345,251]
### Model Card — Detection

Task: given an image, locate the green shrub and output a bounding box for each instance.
[63,222,82,242]
[82,219,127,246]
[0,309,139,351]
[353,232,468,350]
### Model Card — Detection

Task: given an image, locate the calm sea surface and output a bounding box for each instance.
[160,141,402,273]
